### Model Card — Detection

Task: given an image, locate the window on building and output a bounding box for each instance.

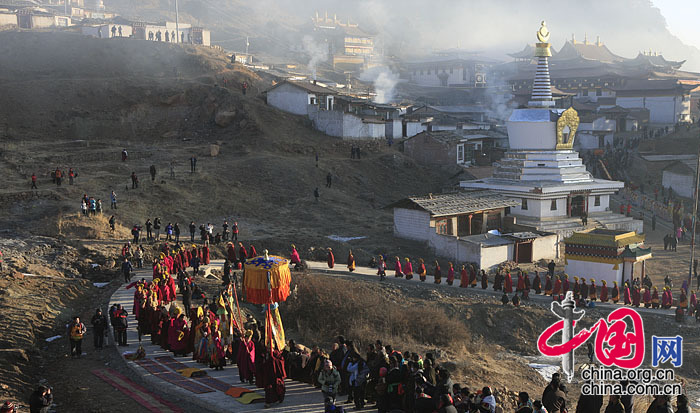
[596,88,602,96]
[594,196,601,206]
[436,219,448,235]
[457,144,465,163]
[309,96,317,105]
[551,200,557,211]
[521,198,528,210]
[582,89,589,97]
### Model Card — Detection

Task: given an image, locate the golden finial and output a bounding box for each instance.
[537,20,550,43]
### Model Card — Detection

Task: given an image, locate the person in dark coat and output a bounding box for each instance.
[645,395,673,413]
[604,395,625,413]
[29,385,52,413]
[675,394,691,413]
[575,387,603,413]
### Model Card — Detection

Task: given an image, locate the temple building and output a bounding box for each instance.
[310,11,375,70]
[460,22,642,240]
[564,229,651,286]
[503,33,700,126]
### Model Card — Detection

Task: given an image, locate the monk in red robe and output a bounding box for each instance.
[417,258,427,281]
[611,281,620,303]
[651,286,660,308]
[544,274,552,295]
[326,248,334,268]
[237,331,256,383]
[469,265,477,287]
[481,270,488,289]
[239,242,249,262]
[562,275,570,294]
[517,272,525,292]
[263,349,286,407]
[643,288,651,307]
[600,280,608,302]
[623,283,631,305]
[433,261,441,284]
[227,243,237,263]
[249,244,258,258]
[632,286,641,307]
[460,265,468,288]
[533,271,541,294]
[394,257,402,278]
[403,258,413,280]
[202,243,210,265]
[446,262,455,286]
[504,272,513,293]
[589,279,597,301]
[553,276,561,296]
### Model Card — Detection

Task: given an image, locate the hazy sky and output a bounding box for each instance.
[652,0,700,49]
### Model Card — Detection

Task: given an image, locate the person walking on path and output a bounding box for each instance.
[149,165,156,182]
[121,258,133,283]
[169,161,175,178]
[190,156,197,173]
[326,172,332,188]
[91,308,107,350]
[31,173,37,189]
[121,149,128,162]
[114,304,128,346]
[110,190,117,209]
[67,316,86,358]
[189,221,196,242]
[131,172,139,189]
[314,187,320,202]
[232,222,239,241]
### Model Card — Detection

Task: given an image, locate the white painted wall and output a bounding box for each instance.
[405,121,426,138]
[0,12,17,26]
[267,83,311,116]
[533,235,558,261]
[662,170,694,199]
[565,258,621,286]
[587,194,609,212]
[510,197,567,218]
[386,119,402,139]
[617,95,690,124]
[506,119,557,150]
[393,208,431,241]
[410,67,469,87]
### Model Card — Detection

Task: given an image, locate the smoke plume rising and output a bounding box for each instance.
[302,35,328,80]
[360,65,400,104]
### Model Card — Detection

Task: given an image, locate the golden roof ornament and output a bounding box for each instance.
[536,21,550,42]
[534,21,552,57]
[556,107,580,150]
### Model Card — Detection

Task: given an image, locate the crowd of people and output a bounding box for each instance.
[327,249,700,323]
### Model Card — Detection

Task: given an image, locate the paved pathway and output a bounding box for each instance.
[110,266,374,413]
[110,258,694,412]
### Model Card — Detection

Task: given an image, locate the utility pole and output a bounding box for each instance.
[688,131,700,295]
[175,0,180,43]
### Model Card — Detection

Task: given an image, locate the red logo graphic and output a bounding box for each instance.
[538,293,645,381]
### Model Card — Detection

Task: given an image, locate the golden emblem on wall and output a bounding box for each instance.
[556,106,579,150]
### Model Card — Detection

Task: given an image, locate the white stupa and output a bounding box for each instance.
[461,22,642,236]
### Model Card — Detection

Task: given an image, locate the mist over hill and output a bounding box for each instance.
[104,0,700,71]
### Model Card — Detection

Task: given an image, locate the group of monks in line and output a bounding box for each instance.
[323,250,699,316]
[123,240,287,407]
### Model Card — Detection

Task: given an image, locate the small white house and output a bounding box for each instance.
[266,80,336,116]
[662,160,696,199]
[387,190,556,269]
[576,115,615,149]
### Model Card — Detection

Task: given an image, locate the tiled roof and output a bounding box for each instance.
[388,190,519,217]
[564,229,644,248]
[267,80,336,95]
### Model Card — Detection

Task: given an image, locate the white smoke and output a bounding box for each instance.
[302,35,328,80]
[359,65,399,104]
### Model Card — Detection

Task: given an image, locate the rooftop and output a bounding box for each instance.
[387,190,519,218]
[267,80,336,95]
[564,228,645,248]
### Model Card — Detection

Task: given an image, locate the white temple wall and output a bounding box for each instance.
[565,258,622,286]
[506,120,556,150]
[267,83,312,116]
[587,194,610,213]
[662,170,694,199]
[393,208,431,241]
